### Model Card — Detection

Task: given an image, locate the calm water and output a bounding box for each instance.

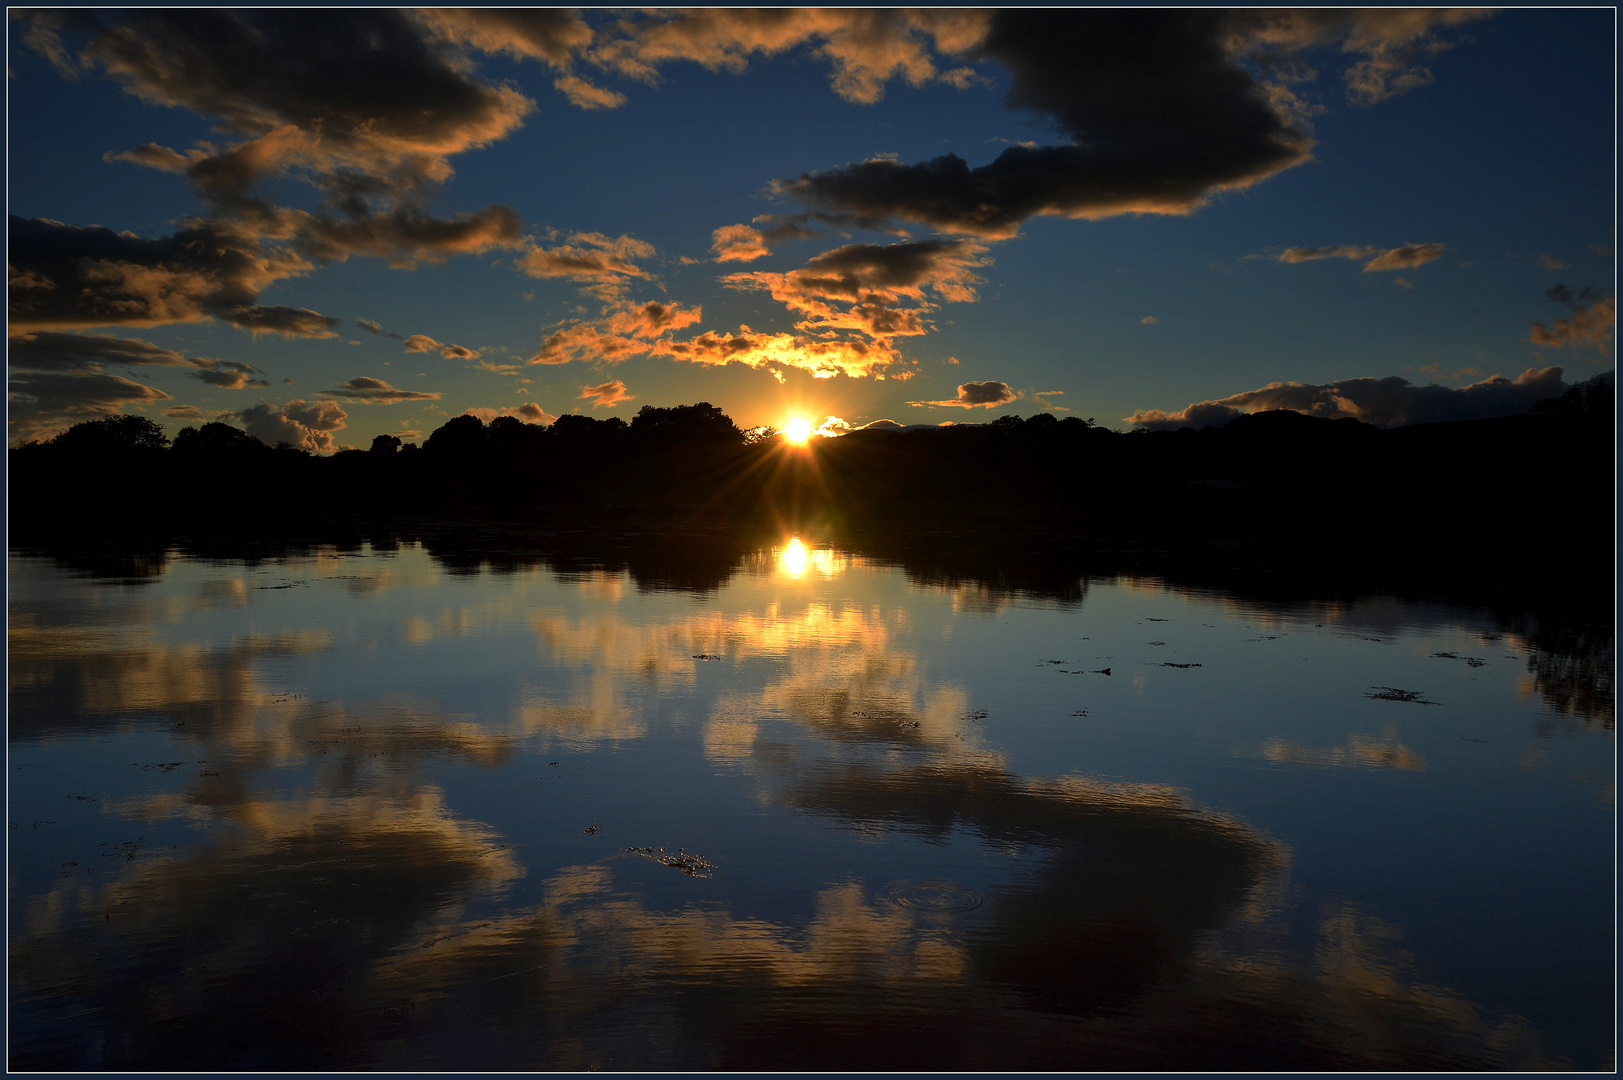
[7,539,1613,1070]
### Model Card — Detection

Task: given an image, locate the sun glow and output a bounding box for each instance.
[781,416,813,445]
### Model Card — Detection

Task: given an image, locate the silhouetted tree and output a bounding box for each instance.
[370,433,402,455]
[50,413,170,453]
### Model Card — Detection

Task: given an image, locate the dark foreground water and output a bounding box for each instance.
[7,538,1613,1070]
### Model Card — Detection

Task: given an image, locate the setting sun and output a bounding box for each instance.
[781,417,813,445]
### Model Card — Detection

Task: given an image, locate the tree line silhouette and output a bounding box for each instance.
[10,392,1613,597]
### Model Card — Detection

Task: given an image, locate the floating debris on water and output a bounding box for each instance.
[1160,663,1202,669]
[1071,708,1090,717]
[1366,687,1440,705]
[1432,651,1486,667]
[626,846,715,877]
[692,653,721,661]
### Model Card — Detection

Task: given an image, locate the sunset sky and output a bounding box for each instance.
[7,8,1615,451]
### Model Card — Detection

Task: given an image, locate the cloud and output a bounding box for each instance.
[414,9,592,69]
[8,370,173,445]
[321,377,443,403]
[1124,366,1571,431]
[356,319,401,339]
[552,74,627,110]
[655,328,906,380]
[1263,242,1445,272]
[1531,293,1615,352]
[162,404,231,423]
[191,361,270,389]
[1536,254,1569,272]
[6,331,192,372]
[515,232,657,299]
[815,416,853,437]
[461,402,557,425]
[51,10,535,204]
[579,379,634,408]
[909,380,1016,409]
[8,215,340,336]
[7,330,269,392]
[722,239,990,340]
[1272,244,1381,264]
[711,224,772,263]
[527,301,704,365]
[282,204,525,268]
[1141,315,1158,325]
[1360,243,1444,272]
[236,398,347,453]
[771,11,1487,238]
[585,9,991,105]
[403,334,481,361]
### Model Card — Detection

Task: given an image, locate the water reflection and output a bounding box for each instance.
[6,541,1610,1070]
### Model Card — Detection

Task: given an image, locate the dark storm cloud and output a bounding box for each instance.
[776,10,1314,237]
[21,9,534,285]
[774,10,1489,238]
[910,380,1016,409]
[7,216,338,337]
[58,9,533,194]
[1125,367,1571,431]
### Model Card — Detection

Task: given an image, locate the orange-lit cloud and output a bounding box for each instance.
[579,380,634,408]
[414,8,592,68]
[236,398,348,453]
[462,403,556,425]
[711,224,772,263]
[321,377,443,404]
[658,328,907,380]
[1360,243,1445,272]
[1531,292,1614,352]
[8,217,340,337]
[722,239,990,341]
[585,9,991,105]
[527,301,703,366]
[515,232,657,299]
[44,10,536,201]
[404,334,481,361]
[1124,366,1570,431]
[909,379,1015,409]
[1262,242,1445,272]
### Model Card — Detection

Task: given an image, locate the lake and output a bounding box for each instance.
[7,536,1613,1070]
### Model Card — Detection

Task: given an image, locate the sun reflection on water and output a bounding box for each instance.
[780,537,809,577]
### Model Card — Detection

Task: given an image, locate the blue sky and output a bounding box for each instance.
[7,9,1615,450]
